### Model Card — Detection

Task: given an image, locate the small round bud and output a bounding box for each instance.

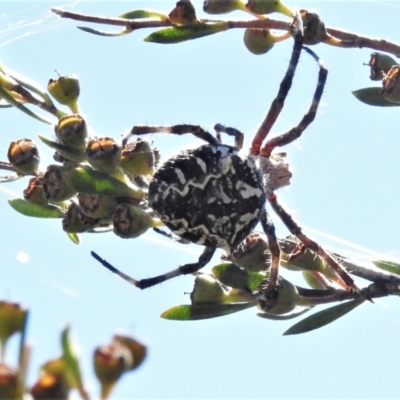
[382,65,400,104]
[54,114,87,150]
[296,9,327,45]
[23,176,47,205]
[86,137,122,174]
[47,74,80,113]
[42,165,76,202]
[7,139,40,175]
[243,29,275,55]
[190,274,226,305]
[246,0,292,16]
[169,0,198,25]
[120,138,155,176]
[78,193,118,219]
[367,52,398,81]
[203,0,246,14]
[258,276,299,315]
[112,204,156,239]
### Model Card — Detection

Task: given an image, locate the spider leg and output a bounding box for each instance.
[267,193,360,292]
[213,124,244,150]
[153,227,190,244]
[259,46,328,157]
[250,12,304,156]
[123,125,219,147]
[91,246,216,290]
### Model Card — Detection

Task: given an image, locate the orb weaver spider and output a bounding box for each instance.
[91,13,358,310]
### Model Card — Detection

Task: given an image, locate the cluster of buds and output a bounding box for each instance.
[0,300,146,400]
[2,71,163,244]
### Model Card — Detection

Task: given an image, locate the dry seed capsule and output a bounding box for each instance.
[169,0,198,25]
[30,373,69,400]
[297,9,327,45]
[94,343,133,399]
[367,52,398,81]
[382,65,400,103]
[113,335,147,371]
[42,165,76,202]
[62,201,99,233]
[86,137,122,174]
[7,139,39,175]
[120,138,154,176]
[203,0,246,14]
[112,204,161,239]
[23,176,47,205]
[78,193,118,219]
[54,114,87,150]
[47,74,80,113]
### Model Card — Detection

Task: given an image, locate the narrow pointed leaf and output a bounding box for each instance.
[352,87,400,107]
[77,26,132,37]
[283,297,366,335]
[0,86,53,123]
[372,259,400,275]
[38,134,86,162]
[119,10,169,21]
[67,232,80,244]
[63,167,146,199]
[8,198,65,218]
[144,22,229,44]
[161,301,257,321]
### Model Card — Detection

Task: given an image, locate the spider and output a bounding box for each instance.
[91,14,358,308]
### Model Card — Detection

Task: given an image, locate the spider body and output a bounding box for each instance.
[148,144,265,252]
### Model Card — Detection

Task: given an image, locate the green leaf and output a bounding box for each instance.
[61,326,89,400]
[352,87,400,107]
[0,85,53,124]
[77,26,132,37]
[372,259,400,275]
[212,262,265,291]
[67,232,80,244]
[160,301,257,321]
[63,166,146,199]
[283,297,366,335]
[38,134,86,163]
[119,9,169,20]
[144,22,229,44]
[8,198,65,218]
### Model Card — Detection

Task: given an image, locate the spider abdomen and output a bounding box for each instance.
[148,144,266,252]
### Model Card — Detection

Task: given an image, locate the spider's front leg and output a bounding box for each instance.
[91,246,216,290]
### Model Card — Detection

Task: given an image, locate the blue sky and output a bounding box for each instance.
[2,1,400,399]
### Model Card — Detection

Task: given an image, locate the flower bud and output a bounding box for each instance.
[30,373,69,400]
[62,201,100,233]
[54,114,87,150]
[113,204,161,239]
[228,232,271,272]
[42,165,76,202]
[47,74,80,113]
[93,343,133,400]
[0,301,27,356]
[86,137,122,174]
[113,335,147,371]
[258,276,299,315]
[0,363,18,400]
[7,139,40,175]
[203,0,246,14]
[190,274,226,305]
[367,52,398,81]
[23,176,47,205]
[78,193,118,219]
[169,0,198,25]
[382,65,400,104]
[120,138,155,176]
[246,0,292,16]
[243,29,276,55]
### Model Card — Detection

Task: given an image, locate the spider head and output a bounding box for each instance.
[258,153,292,194]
